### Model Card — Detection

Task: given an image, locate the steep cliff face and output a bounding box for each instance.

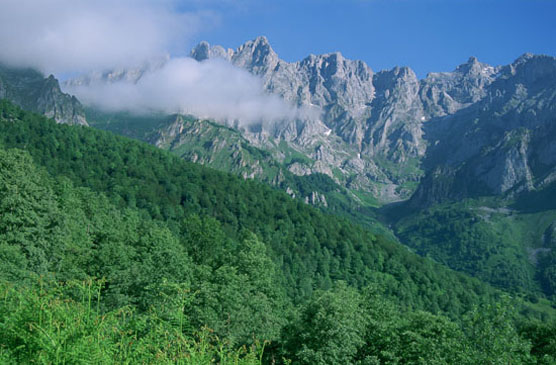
[412,54,556,206]
[0,64,87,126]
[190,37,426,202]
[365,67,425,160]
[419,57,501,118]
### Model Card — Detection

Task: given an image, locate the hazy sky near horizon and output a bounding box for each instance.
[185,0,556,77]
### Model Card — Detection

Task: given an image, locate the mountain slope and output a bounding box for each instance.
[412,54,556,206]
[87,111,386,230]
[0,64,87,125]
[1,99,554,364]
[63,38,556,300]
[0,99,528,318]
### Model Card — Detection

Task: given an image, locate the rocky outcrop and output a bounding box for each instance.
[412,54,556,206]
[420,57,501,118]
[190,37,425,202]
[365,66,425,161]
[0,65,87,126]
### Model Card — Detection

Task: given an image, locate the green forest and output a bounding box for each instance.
[1,99,555,363]
[395,200,556,300]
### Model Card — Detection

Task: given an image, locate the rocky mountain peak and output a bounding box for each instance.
[514,52,535,64]
[251,35,271,48]
[190,41,210,61]
[0,65,87,126]
[377,66,417,84]
[467,56,479,64]
[505,53,556,84]
[420,56,499,117]
[232,36,279,73]
[455,56,492,76]
[373,67,419,103]
[190,41,233,62]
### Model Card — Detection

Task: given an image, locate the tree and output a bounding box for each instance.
[282,282,367,365]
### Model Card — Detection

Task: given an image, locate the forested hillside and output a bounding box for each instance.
[393,199,556,300]
[1,100,554,363]
[87,109,384,231]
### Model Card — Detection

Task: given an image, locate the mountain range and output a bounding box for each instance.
[188,38,556,206]
[69,36,555,207]
[1,37,555,299]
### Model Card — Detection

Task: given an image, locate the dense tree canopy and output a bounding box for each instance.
[0,100,554,363]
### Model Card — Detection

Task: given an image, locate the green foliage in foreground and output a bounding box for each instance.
[0,279,264,364]
[0,100,555,363]
[279,284,541,365]
[3,279,553,364]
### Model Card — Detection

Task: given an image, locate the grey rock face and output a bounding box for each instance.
[0,65,87,126]
[477,129,534,194]
[420,57,501,118]
[191,41,233,62]
[365,67,425,160]
[192,37,425,202]
[412,54,556,206]
[185,39,556,204]
[36,76,88,126]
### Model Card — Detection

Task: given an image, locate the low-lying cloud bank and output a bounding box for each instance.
[65,57,309,124]
[0,0,308,124]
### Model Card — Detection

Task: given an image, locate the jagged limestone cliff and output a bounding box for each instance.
[0,64,87,126]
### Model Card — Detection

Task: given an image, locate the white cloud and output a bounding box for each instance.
[0,0,309,124]
[0,0,206,74]
[65,57,310,124]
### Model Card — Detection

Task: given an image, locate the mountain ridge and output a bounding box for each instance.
[185,38,556,204]
[0,64,88,126]
[66,36,556,205]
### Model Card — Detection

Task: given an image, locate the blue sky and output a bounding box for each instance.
[184,0,556,78]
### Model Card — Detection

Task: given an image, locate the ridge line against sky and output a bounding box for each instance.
[1,0,554,121]
[1,0,555,77]
[184,0,556,78]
